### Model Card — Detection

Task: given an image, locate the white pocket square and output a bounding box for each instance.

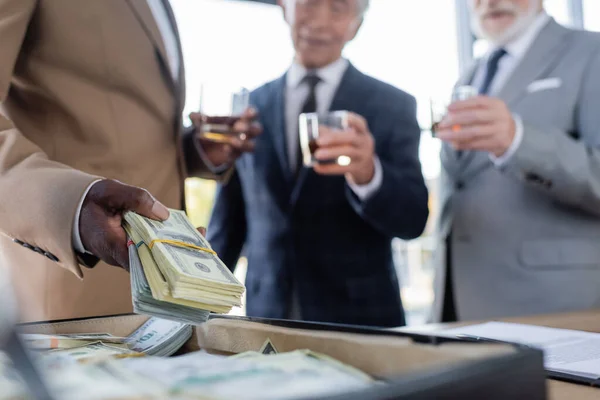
[527,78,562,93]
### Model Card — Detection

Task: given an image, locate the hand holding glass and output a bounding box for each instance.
[298,111,350,167]
[196,84,250,144]
[430,85,478,136]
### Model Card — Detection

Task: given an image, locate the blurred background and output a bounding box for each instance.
[181,0,599,324]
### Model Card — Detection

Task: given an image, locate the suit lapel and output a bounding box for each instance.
[290,64,361,206]
[497,19,571,106]
[462,19,573,181]
[160,0,186,115]
[157,0,187,138]
[329,63,363,112]
[269,76,293,188]
[125,0,176,92]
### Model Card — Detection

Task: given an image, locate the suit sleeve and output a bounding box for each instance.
[345,96,429,239]
[502,46,600,216]
[181,127,235,181]
[206,169,247,272]
[0,0,99,278]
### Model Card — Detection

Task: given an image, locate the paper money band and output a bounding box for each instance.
[127,240,144,249]
[148,239,217,255]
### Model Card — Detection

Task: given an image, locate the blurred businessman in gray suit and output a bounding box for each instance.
[434,0,600,322]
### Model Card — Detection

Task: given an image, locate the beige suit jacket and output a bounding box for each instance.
[0,0,208,321]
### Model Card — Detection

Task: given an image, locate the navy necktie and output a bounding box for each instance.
[301,74,321,114]
[479,48,507,95]
[296,74,321,174]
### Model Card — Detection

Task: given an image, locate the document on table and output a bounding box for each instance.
[444,322,600,380]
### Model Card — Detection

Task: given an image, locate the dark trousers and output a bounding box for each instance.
[441,236,457,322]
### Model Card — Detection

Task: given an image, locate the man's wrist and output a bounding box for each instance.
[195,137,231,174]
[346,157,383,202]
[351,160,376,185]
[490,114,524,167]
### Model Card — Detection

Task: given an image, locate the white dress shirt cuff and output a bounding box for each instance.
[195,137,231,174]
[490,113,524,167]
[72,179,102,254]
[346,156,383,202]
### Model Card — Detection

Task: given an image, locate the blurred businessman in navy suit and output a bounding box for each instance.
[207,0,428,327]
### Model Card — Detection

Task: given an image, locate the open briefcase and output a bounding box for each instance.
[16,313,547,399]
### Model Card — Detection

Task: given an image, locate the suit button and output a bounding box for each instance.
[525,172,543,184]
[456,181,465,190]
[525,173,552,189]
[13,239,24,246]
[44,252,59,262]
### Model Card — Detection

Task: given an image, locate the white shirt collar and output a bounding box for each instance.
[286,58,349,89]
[491,11,551,61]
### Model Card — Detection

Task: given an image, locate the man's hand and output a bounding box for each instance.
[79,179,170,270]
[313,112,376,185]
[190,108,262,167]
[436,96,516,157]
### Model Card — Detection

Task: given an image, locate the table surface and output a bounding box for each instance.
[396,310,600,400]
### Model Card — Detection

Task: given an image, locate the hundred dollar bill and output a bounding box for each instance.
[0,352,163,400]
[46,342,140,363]
[47,361,163,400]
[124,209,244,313]
[128,227,235,313]
[20,334,129,351]
[128,236,212,324]
[117,349,374,400]
[124,210,243,289]
[126,317,192,357]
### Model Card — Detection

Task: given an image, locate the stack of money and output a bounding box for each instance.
[128,241,211,325]
[126,318,192,357]
[113,348,375,399]
[2,348,375,400]
[21,318,192,365]
[42,342,141,364]
[3,333,377,400]
[21,333,129,351]
[123,209,244,324]
[0,351,164,400]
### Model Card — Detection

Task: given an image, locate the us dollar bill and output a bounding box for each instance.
[124,210,243,290]
[127,237,211,325]
[124,209,244,315]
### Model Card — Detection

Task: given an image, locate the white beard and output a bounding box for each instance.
[471,1,542,46]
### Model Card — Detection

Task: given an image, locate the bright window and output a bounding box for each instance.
[583,0,600,31]
[544,0,572,26]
